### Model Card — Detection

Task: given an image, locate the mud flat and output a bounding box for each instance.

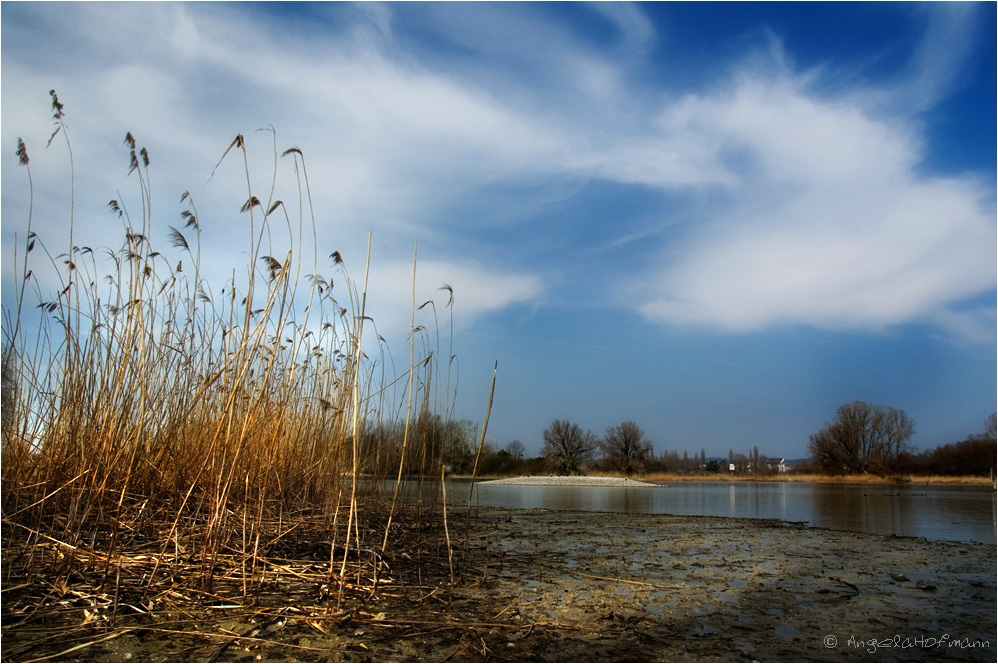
[464,508,996,662]
[3,508,994,662]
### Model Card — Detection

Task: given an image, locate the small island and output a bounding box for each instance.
[478,475,658,487]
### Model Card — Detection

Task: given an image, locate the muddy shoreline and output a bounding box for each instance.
[3,508,994,662]
[468,508,996,662]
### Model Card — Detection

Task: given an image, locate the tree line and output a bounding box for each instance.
[534,419,788,476]
[805,403,996,477]
[370,417,769,478]
[378,405,996,479]
[536,419,662,475]
[475,419,783,477]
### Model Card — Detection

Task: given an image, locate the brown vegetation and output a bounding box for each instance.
[808,401,915,475]
[599,421,653,475]
[628,472,993,485]
[2,94,476,661]
[540,420,598,475]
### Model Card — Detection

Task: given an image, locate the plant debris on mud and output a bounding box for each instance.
[4,507,995,663]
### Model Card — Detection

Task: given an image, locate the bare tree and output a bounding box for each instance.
[657,450,680,472]
[985,413,997,442]
[542,420,597,475]
[505,439,525,460]
[809,402,915,474]
[601,421,652,475]
[915,414,997,475]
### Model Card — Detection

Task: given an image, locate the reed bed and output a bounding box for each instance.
[776,473,994,485]
[624,472,994,485]
[2,94,477,661]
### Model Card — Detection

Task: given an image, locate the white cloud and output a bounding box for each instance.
[2,2,993,347]
[364,257,544,345]
[638,73,995,336]
[1,2,554,338]
[900,2,985,113]
[927,305,997,346]
[586,1,656,53]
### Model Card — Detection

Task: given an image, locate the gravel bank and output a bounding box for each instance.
[478,475,658,487]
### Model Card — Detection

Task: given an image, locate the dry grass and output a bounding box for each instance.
[2,95,467,661]
[790,473,992,485]
[627,472,994,485]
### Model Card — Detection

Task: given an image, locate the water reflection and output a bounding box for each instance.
[449,481,995,544]
[809,484,998,543]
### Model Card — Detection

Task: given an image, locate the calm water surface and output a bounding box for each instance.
[449,481,996,544]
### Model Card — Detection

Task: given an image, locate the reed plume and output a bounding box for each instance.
[2,94,464,616]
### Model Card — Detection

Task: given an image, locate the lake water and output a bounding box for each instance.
[446,481,996,544]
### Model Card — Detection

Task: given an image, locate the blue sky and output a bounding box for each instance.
[2,2,995,459]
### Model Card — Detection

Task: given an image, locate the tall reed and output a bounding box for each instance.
[1,95,461,601]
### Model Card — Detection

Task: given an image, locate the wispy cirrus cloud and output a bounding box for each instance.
[896,2,986,113]
[2,1,993,347]
[1,2,560,339]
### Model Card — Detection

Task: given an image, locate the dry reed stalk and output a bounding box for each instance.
[383,243,418,551]
[4,95,471,659]
[339,233,372,606]
[465,361,497,540]
[440,463,454,597]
